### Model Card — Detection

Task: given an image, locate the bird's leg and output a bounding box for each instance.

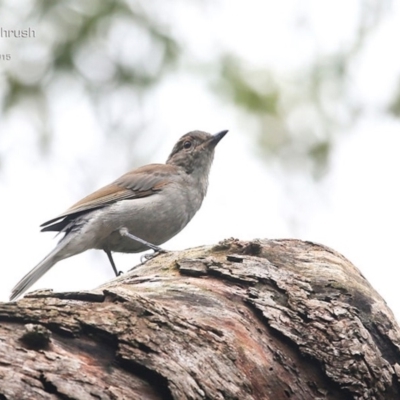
[104,249,123,276]
[119,228,167,264]
[119,228,166,253]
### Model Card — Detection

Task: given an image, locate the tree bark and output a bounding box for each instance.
[1,238,400,400]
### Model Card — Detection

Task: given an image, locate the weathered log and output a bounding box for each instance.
[1,238,399,400]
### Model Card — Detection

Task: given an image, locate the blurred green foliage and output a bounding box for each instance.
[0,0,395,179]
[389,82,400,117]
[0,0,181,155]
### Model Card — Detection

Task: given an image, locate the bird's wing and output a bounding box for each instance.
[40,163,177,229]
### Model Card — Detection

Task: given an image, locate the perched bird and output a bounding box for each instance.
[10,130,228,301]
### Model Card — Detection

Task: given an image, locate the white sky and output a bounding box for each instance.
[1,0,400,320]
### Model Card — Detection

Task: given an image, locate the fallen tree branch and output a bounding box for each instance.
[1,238,400,399]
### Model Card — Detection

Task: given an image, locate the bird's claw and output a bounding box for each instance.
[140,249,167,264]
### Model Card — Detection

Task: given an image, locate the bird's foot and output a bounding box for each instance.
[140,249,167,264]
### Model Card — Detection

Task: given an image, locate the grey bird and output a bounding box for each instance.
[10,130,228,301]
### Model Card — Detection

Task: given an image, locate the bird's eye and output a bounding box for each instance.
[183,140,192,149]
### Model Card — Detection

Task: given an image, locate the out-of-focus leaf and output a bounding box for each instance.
[308,141,330,179]
[215,56,279,116]
[388,83,400,117]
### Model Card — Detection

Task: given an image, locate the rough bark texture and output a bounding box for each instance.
[1,238,400,400]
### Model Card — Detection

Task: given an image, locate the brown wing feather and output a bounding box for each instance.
[40,163,177,229]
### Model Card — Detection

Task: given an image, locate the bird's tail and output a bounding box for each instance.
[10,237,71,301]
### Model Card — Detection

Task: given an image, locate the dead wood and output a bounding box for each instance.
[1,238,400,400]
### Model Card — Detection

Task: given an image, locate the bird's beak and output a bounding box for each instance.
[208,130,228,148]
